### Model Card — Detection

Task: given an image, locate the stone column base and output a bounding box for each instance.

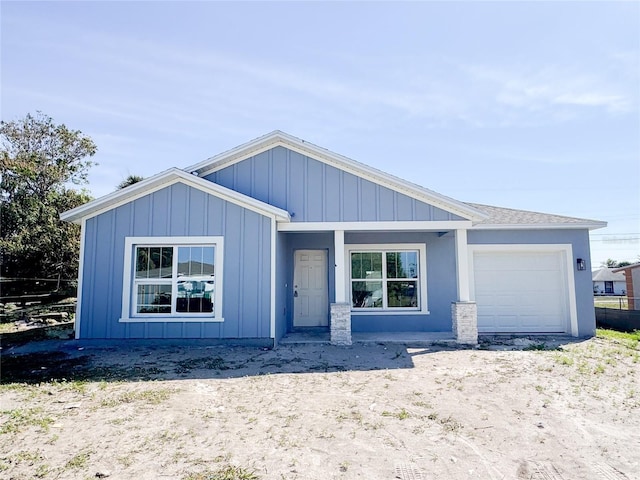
[330,303,352,346]
[452,301,478,345]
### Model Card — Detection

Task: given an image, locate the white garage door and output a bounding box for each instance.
[472,249,570,333]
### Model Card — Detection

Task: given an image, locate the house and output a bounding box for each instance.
[612,263,640,310]
[61,131,606,346]
[592,267,627,296]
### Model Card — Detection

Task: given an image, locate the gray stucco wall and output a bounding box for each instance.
[206,146,463,223]
[79,182,272,339]
[468,228,596,336]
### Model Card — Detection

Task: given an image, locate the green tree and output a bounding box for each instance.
[603,259,632,268]
[0,112,97,284]
[116,174,144,190]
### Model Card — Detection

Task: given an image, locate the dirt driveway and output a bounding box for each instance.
[1,335,638,480]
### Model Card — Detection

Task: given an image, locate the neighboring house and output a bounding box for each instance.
[61,131,606,345]
[592,267,626,295]
[612,263,640,310]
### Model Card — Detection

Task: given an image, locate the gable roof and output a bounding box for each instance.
[60,168,291,224]
[592,267,626,282]
[467,203,607,230]
[185,130,489,223]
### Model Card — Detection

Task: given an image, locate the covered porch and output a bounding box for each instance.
[275,221,478,346]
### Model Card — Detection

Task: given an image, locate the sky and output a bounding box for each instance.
[2,1,639,266]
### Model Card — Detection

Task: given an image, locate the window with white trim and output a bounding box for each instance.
[349,247,424,311]
[122,237,224,321]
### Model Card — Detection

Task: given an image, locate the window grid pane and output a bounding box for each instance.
[351,281,383,308]
[136,284,172,314]
[133,244,216,316]
[351,250,420,310]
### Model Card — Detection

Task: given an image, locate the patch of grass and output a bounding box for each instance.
[597,329,640,349]
[65,451,91,469]
[183,464,259,480]
[101,387,173,407]
[0,407,54,434]
[439,415,463,433]
[35,463,50,478]
[554,354,574,366]
[336,410,363,424]
[381,408,410,420]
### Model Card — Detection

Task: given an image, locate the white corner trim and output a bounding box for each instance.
[344,243,428,314]
[121,236,225,322]
[269,216,277,340]
[74,218,87,339]
[467,244,579,336]
[278,221,472,232]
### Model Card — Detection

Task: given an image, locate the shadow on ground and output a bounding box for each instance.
[0,340,460,384]
[0,335,584,384]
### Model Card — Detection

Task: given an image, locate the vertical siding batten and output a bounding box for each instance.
[208,146,465,223]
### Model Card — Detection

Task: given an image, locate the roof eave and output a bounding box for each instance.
[471,221,608,231]
[60,168,291,225]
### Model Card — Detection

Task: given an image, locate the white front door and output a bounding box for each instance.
[293,250,328,327]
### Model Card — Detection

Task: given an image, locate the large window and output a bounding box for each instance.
[349,245,426,312]
[121,237,224,322]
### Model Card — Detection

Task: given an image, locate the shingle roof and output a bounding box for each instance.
[592,267,626,282]
[466,203,607,229]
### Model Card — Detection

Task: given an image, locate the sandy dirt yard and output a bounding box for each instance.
[0,335,638,480]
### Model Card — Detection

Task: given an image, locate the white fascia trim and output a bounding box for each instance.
[187,131,487,222]
[74,218,87,339]
[467,244,579,336]
[61,168,290,224]
[344,243,429,316]
[120,236,225,323]
[472,222,608,231]
[278,220,472,232]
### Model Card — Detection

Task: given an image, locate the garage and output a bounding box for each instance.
[471,246,576,334]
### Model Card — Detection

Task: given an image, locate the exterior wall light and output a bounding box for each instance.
[576,258,586,271]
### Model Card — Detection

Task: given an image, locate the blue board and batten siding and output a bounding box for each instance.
[206,146,463,222]
[79,182,273,339]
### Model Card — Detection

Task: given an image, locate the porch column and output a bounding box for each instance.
[455,228,470,302]
[453,228,477,345]
[334,230,346,303]
[331,230,351,345]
